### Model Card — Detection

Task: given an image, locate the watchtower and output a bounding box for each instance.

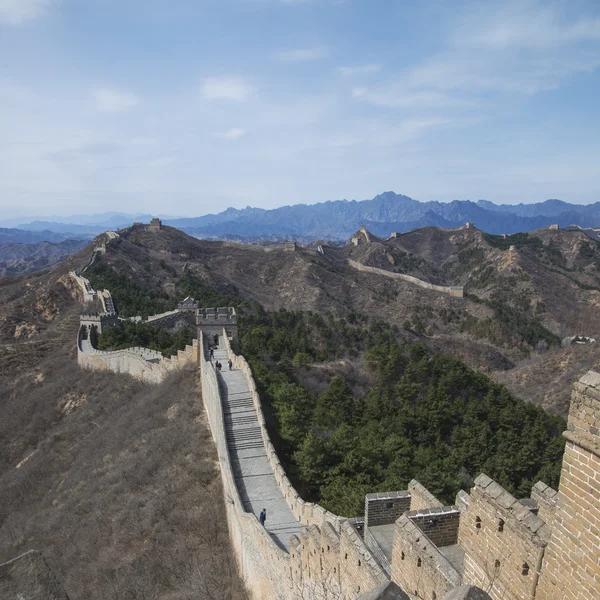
[196,307,238,348]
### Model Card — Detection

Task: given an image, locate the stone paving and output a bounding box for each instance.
[212,345,304,551]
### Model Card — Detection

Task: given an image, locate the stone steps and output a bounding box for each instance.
[212,342,304,550]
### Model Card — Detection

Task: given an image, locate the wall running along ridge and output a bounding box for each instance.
[199,331,390,599]
[348,260,464,297]
[77,325,199,384]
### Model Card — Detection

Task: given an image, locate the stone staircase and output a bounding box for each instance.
[212,345,304,551]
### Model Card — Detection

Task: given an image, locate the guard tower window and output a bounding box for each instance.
[475,516,482,529]
[495,559,501,569]
[498,519,505,532]
[417,558,422,567]
[522,563,530,576]
[401,551,405,560]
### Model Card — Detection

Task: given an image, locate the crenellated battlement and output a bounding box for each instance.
[196,306,237,324]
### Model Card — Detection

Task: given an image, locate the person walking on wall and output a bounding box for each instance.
[228,358,233,370]
[259,508,266,526]
[209,347,214,360]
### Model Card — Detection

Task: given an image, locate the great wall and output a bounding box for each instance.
[347,225,464,298]
[5,221,597,599]
[348,260,464,298]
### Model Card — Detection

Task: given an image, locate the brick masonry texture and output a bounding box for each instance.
[203,330,389,599]
[392,514,460,600]
[535,373,600,600]
[365,492,411,527]
[407,507,460,548]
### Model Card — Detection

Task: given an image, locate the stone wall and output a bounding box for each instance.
[291,520,389,599]
[365,491,411,527]
[392,514,460,600]
[407,507,460,548]
[408,480,445,511]
[144,309,194,332]
[535,372,600,600]
[70,271,96,302]
[530,482,557,525]
[77,326,199,384]
[348,260,464,298]
[457,474,549,600]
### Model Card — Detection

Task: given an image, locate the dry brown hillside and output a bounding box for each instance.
[79,223,600,415]
[347,225,600,338]
[0,253,248,599]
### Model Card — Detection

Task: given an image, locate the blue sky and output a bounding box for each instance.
[1,0,600,218]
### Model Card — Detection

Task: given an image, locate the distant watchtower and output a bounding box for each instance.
[148,218,162,231]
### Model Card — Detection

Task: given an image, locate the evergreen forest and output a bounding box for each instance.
[97,320,195,358]
[239,308,566,516]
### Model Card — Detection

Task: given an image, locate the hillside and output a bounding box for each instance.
[0,239,88,276]
[63,222,599,416]
[347,225,600,340]
[0,253,247,599]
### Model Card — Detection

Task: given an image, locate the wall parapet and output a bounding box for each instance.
[406,506,460,548]
[530,482,557,525]
[77,324,198,384]
[392,513,461,600]
[365,491,411,528]
[409,480,445,511]
[222,333,345,531]
[348,260,464,297]
[470,474,550,546]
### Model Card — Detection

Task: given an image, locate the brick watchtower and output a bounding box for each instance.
[536,371,600,600]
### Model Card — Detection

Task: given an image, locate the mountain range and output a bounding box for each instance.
[164,193,600,238]
[5,193,600,242]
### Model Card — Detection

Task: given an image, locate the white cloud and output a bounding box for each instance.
[353,1,600,112]
[276,46,328,62]
[93,88,140,112]
[339,64,381,77]
[460,3,600,50]
[201,77,255,101]
[354,85,475,109]
[0,0,53,25]
[213,128,247,141]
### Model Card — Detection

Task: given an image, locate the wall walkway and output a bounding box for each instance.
[201,330,390,599]
[212,343,304,550]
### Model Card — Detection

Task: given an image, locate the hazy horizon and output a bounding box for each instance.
[1,1,600,218]
[3,192,600,225]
